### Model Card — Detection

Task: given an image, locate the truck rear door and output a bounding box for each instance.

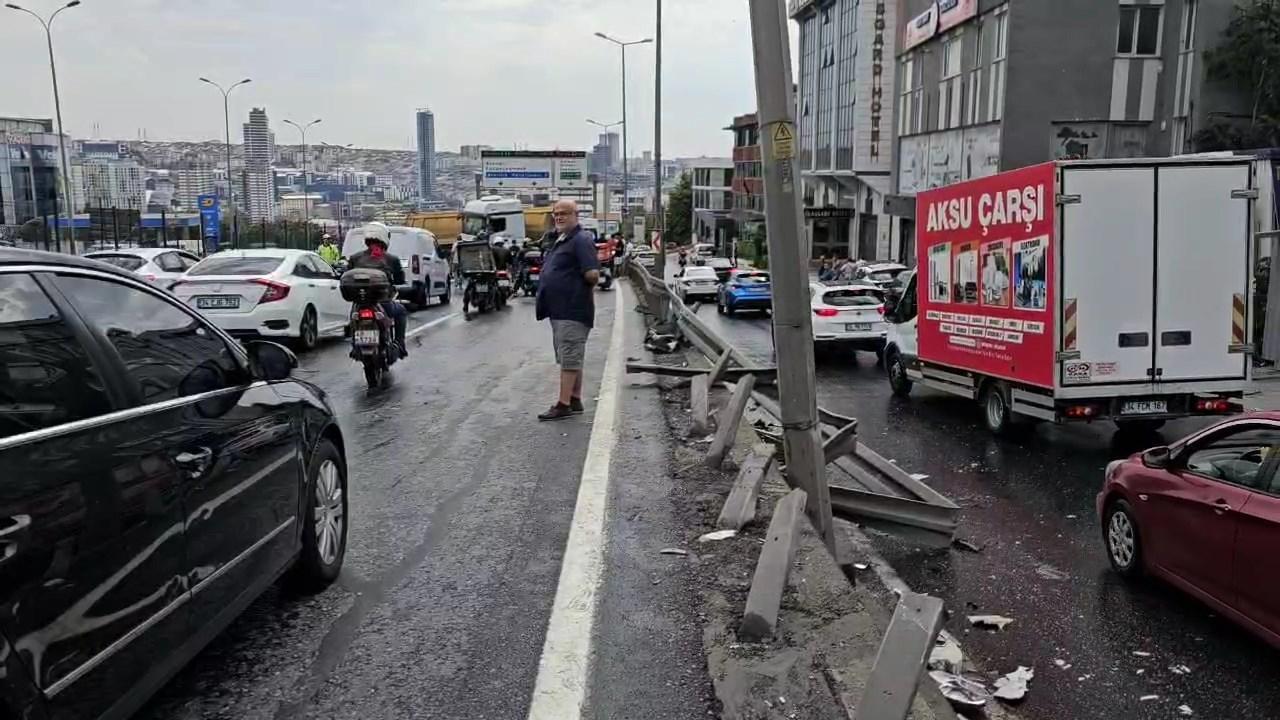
[1060,166,1157,385]
[1154,163,1251,381]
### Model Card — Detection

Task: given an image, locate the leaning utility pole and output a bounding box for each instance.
[652,0,668,326]
[746,0,833,545]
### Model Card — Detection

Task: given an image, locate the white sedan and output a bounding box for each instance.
[171,249,351,350]
[84,247,202,289]
[677,266,720,302]
[810,281,888,357]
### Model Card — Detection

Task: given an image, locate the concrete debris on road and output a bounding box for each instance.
[967,614,1014,631]
[992,666,1034,702]
[1179,704,1195,716]
[951,538,983,553]
[660,548,689,556]
[928,670,992,708]
[927,634,964,673]
[698,529,737,542]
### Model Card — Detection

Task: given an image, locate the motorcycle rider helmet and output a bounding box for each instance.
[362,222,391,249]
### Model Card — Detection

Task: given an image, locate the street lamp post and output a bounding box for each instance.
[586,119,623,236]
[283,118,322,246]
[321,142,353,231]
[8,1,81,253]
[594,31,651,240]
[199,76,251,249]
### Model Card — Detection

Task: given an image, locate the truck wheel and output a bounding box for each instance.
[439,278,451,304]
[982,381,1013,435]
[887,351,913,397]
[416,279,430,308]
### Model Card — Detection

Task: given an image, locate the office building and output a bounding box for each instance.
[72,158,146,211]
[791,0,899,262]
[0,117,66,226]
[689,158,735,250]
[241,107,275,221]
[174,163,215,210]
[727,113,765,234]
[886,0,1251,263]
[416,108,436,199]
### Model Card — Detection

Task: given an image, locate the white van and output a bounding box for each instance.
[343,226,451,308]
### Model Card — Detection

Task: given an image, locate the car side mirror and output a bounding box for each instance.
[246,340,297,381]
[1141,446,1172,469]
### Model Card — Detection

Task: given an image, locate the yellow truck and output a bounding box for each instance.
[405,205,555,250]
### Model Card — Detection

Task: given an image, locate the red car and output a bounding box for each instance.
[1098,412,1280,647]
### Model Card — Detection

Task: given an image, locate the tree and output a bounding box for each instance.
[665,172,693,247]
[1195,0,1280,150]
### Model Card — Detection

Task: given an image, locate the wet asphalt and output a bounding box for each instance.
[134,284,713,720]
[692,285,1280,720]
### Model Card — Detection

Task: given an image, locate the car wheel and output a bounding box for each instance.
[1104,498,1143,579]
[440,278,451,304]
[982,381,1012,435]
[289,439,347,592]
[417,278,430,308]
[294,306,319,352]
[725,301,736,317]
[717,296,726,314]
[887,351,913,397]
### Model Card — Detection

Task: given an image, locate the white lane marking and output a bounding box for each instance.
[526,288,625,720]
[406,312,459,337]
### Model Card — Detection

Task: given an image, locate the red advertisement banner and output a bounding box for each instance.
[915,162,1057,388]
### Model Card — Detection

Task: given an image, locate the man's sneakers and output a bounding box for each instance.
[538,403,574,421]
[569,397,585,414]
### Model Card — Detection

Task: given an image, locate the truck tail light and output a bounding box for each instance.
[1195,398,1233,413]
[814,308,839,317]
[254,279,290,303]
[1065,404,1099,418]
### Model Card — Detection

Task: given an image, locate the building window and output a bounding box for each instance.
[815,8,837,170]
[900,55,915,136]
[938,32,963,130]
[1117,5,1162,56]
[967,22,984,125]
[799,14,817,169]
[1180,0,1197,51]
[989,9,1008,122]
[835,0,858,170]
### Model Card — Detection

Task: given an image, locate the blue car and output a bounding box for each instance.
[717,270,772,316]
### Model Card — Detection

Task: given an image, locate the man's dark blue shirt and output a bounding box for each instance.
[536,224,601,328]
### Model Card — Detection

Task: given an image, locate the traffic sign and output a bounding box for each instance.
[771,122,796,160]
[198,194,221,253]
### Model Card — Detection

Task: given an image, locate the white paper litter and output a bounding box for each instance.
[1178,704,1194,716]
[993,666,1034,702]
[1169,664,1191,675]
[967,614,1015,631]
[1140,695,1160,702]
[698,529,737,542]
[928,671,992,708]
[911,473,930,480]
[1132,650,1152,657]
[928,635,964,673]
[1053,659,1072,670]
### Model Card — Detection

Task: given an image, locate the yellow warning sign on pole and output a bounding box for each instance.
[771,122,796,160]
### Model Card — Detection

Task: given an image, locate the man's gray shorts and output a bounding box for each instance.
[551,319,590,371]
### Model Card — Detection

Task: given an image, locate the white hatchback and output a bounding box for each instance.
[84,247,202,290]
[810,282,888,356]
[171,249,351,350]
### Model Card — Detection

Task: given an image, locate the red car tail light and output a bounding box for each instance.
[254,279,290,303]
[814,308,839,317]
[877,305,886,315]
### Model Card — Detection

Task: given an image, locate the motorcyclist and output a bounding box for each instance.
[347,222,408,357]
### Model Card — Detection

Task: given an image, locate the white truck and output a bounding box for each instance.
[883,157,1260,435]
[461,196,529,243]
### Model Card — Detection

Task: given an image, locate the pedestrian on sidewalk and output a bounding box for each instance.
[536,199,601,421]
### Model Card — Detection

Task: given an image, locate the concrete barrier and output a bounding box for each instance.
[705,374,756,468]
[717,444,776,530]
[740,488,808,641]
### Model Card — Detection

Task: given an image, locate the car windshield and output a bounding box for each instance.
[822,288,882,306]
[88,254,146,271]
[685,269,716,280]
[188,256,285,276]
[736,273,770,285]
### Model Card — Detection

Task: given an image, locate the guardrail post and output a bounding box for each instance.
[740,488,807,641]
[690,374,711,437]
[855,592,945,720]
[706,373,756,468]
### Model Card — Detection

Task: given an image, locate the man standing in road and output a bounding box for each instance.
[536,199,600,420]
[318,233,341,267]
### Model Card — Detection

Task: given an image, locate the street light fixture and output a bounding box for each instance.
[8,0,82,252]
[587,119,623,235]
[199,76,251,248]
[283,118,322,244]
[594,31,652,240]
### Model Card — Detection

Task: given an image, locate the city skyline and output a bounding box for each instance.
[0,0,789,159]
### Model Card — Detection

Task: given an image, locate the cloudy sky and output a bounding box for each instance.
[2,0,797,157]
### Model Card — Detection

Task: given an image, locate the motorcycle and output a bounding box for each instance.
[496,269,513,307]
[520,250,543,296]
[340,268,400,390]
[596,238,618,291]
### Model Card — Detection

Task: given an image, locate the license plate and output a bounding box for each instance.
[1122,400,1167,415]
[530,274,539,280]
[196,296,239,309]
[847,323,872,331]
[475,283,489,291]
[354,329,379,346]
[498,279,511,288]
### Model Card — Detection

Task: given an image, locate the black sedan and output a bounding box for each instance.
[0,248,349,720]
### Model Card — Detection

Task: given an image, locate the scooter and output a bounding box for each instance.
[521,252,543,296]
[341,268,400,391]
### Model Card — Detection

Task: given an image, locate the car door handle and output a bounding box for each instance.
[0,514,32,563]
[174,447,214,477]
[1212,499,1233,514]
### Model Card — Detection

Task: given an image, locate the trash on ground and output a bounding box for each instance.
[1066,514,1078,519]
[1178,704,1194,716]
[698,529,737,543]
[928,635,964,673]
[1169,664,1191,675]
[1053,659,1072,670]
[644,331,679,354]
[910,472,930,480]
[968,614,1014,631]
[993,666,1034,702]
[929,671,992,708]
[1136,669,1145,675]
[1132,650,1152,657]
[1077,674,1092,682]
[853,562,869,570]
[659,548,688,556]
[952,538,984,553]
[1140,694,1160,702]
[1035,564,1070,581]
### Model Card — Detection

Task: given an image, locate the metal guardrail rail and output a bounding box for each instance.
[629,260,959,545]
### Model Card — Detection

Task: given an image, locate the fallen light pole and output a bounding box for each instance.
[746,0,834,547]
